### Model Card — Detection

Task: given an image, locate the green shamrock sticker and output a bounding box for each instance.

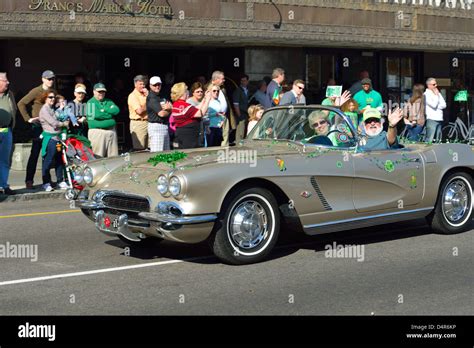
[384,160,395,173]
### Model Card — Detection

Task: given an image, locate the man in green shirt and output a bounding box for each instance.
[86,83,120,158]
[353,78,383,114]
[17,70,56,189]
[0,72,17,195]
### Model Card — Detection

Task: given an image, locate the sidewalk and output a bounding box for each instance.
[1,170,67,203]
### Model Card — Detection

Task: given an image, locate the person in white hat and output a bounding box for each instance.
[146,76,172,152]
[67,83,88,137]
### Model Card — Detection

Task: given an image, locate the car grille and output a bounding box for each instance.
[101,193,150,213]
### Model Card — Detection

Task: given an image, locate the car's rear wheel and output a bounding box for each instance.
[427,172,473,234]
[210,187,280,265]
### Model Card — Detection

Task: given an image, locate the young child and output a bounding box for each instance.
[247,104,264,135]
[55,95,79,127]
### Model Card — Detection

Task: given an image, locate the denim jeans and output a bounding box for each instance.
[42,138,64,185]
[404,124,424,141]
[0,128,12,189]
[425,119,442,143]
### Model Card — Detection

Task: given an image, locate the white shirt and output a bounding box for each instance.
[424,89,446,122]
[216,89,228,114]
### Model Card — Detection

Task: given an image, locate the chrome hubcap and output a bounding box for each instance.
[230,200,268,249]
[442,179,470,223]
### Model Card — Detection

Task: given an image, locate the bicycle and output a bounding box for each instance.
[441,117,474,144]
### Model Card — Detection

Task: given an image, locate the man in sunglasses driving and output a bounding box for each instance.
[359,107,403,151]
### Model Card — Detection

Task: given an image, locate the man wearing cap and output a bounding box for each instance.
[128,75,149,151]
[146,76,172,152]
[67,83,88,137]
[353,78,383,115]
[86,83,120,158]
[17,70,56,189]
[358,107,403,151]
[0,72,17,195]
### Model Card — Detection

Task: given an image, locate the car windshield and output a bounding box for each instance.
[247,106,357,148]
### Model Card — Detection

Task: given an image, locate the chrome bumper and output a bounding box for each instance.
[78,199,217,243]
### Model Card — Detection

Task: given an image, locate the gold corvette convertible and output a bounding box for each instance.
[74,105,473,265]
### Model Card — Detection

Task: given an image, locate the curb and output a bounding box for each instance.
[1,191,66,203]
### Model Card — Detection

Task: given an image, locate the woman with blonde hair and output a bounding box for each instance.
[170,82,212,149]
[403,83,425,141]
[247,104,264,135]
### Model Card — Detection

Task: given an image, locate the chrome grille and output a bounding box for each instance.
[101,193,150,213]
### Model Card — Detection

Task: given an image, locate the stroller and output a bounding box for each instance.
[59,133,95,200]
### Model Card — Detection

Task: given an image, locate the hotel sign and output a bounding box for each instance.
[28,0,173,16]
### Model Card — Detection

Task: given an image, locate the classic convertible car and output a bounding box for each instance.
[74,105,473,265]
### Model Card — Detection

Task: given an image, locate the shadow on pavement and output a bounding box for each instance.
[104,218,435,265]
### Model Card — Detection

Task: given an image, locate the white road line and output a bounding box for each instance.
[0,256,213,287]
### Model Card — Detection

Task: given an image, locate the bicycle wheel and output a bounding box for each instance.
[441,124,458,143]
[456,118,469,141]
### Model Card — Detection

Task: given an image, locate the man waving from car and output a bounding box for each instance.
[358,107,403,151]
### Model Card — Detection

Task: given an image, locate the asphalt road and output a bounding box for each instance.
[0,199,472,315]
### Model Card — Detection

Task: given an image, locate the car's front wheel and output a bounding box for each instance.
[210,187,280,265]
[427,172,473,234]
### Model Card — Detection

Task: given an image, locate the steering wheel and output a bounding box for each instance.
[303,135,333,146]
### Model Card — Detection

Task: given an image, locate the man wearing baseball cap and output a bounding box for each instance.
[67,83,88,137]
[359,107,403,151]
[353,78,383,114]
[146,76,172,152]
[17,70,56,189]
[86,83,120,157]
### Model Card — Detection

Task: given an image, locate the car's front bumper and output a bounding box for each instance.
[78,198,217,244]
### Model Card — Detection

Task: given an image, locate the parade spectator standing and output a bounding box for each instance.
[187,82,205,106]
[341,99,360,131]
[128,75,149,151]
[187,82,206,146]
[353,78,383,114]
[249,80,271,109]
[146,76,172,152]
[232,74,250,142]
[280,80,306,106]
[86,83,120,158]
[402,83,425,141]
[38,91,69,192]
[108,77,131,150]
[247,104,264,136]
[266,68,285,107]
[349,70,370,96]
[210,71,235,146]
[424,77,446,143]
[206,84,227,147]
[170,82,212,149]
[67,83,88,138]
[0,73,16,195]
[17,70,56,189]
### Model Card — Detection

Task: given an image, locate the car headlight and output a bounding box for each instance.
[169,176,181,197]
[74,167,84,184]
[157,175,169,195]
[83,167,94,185]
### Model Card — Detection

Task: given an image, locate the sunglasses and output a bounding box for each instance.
[212,90,219,93]
[47,96,55,99]
[313,120,327,127]
[45,78,55,81]
[365,118,381,124]
[296,85,304,90]
[194,90,203,93]
[152,83,162,87]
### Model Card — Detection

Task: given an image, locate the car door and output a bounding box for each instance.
[352,148,425,213]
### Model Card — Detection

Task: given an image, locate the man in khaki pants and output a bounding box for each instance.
[128,75,149,151]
